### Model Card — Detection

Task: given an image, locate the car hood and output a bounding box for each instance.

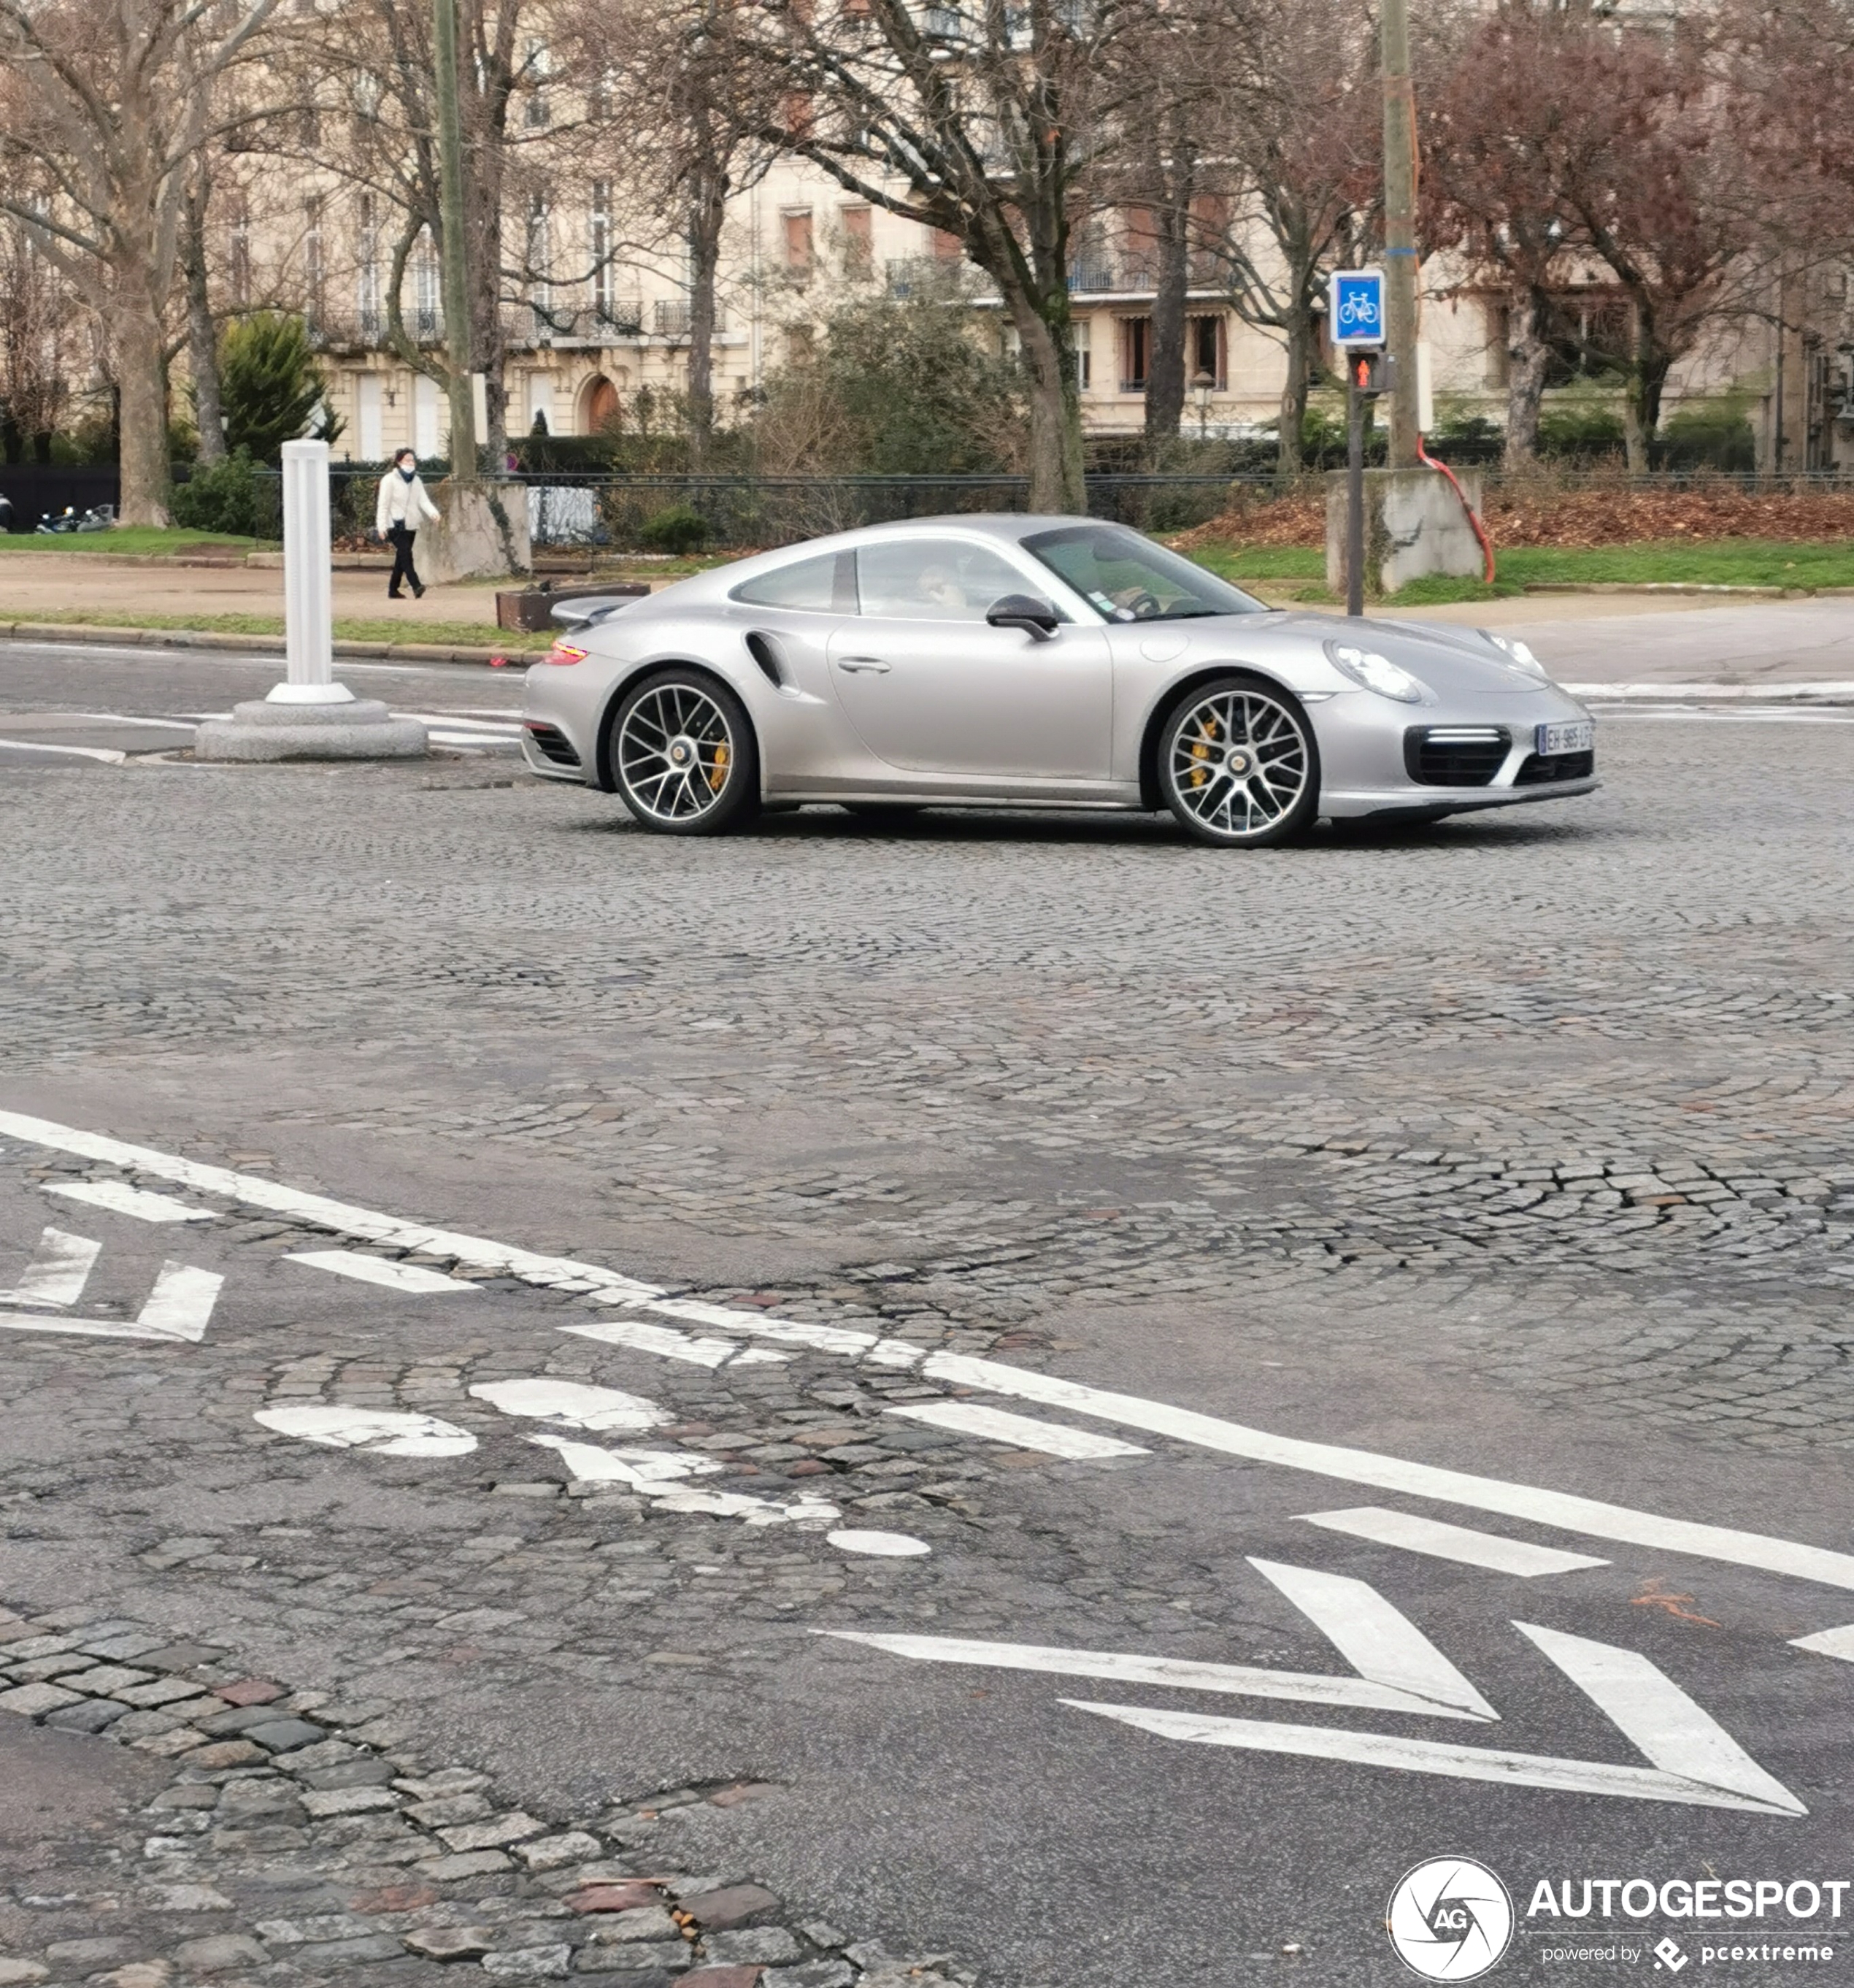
[1224,612,1552,698]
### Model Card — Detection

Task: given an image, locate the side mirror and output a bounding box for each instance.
[985,593,1060,640]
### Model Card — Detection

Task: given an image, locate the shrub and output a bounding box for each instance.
[171,448,266,537]
[1539,402,1627,460]
[638,502,712,554]
[1658,397,1755,472]
[219,313,340,464]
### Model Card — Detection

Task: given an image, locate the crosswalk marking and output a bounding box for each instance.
[133,1262,222,1342]
[285,1248,481,1293]
[0,1226,101,1307]
[1065,1703,1805,1816]
[884,1399,1147,1460]
[1298,1506,1609,1577]
[45,1181,215,1224]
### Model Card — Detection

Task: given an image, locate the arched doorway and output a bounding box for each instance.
[579,375,620,435]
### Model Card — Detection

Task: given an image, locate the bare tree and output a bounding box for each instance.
[746,0,1152,512]
[0,0,282,523]
[0,210,80,463]
[1205,0,1379,476]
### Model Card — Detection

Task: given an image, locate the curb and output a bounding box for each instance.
[0,621,534,667]
[1521,581,1854,599]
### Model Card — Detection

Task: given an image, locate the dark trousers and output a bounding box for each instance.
[387,523,421,595]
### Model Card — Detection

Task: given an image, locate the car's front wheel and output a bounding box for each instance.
[1158,675,1318,848]
[610,669,759,835]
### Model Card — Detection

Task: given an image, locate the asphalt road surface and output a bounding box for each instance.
[1,626,1852,1988]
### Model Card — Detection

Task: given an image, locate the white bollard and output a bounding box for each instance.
[268,439,351,705]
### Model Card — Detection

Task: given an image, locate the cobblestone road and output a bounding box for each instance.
[2,637,1853,1988]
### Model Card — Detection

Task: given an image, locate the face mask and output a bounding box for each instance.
[399,464,415,481]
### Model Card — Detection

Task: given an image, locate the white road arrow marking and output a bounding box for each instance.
[1066,1702,1805,1817]
[885,1399,1148,1460]
[0,1227,100,1307]
[826,1558,1496,1721]
[255,1405,476,1456]
[286,1249,481,1292]
[529,1434,837,1527]
[1299,1506,1609,1577]
[46,1181,213,1224]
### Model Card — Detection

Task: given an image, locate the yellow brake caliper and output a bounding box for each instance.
[1188,714,1218,787]
[708,740,731,793]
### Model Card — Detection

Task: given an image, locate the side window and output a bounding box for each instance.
[855,540,1039,621]
[731,550,854,613]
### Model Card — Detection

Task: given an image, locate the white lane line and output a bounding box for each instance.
[285,1248,480,1294]
[0,1227,100,1308]
[1065,1703,1804,1816]
[255,1405,476,1457]
[469,1377,669,1432]
[0,1310,190,1340]
[1561,680,1854,700]
[1590,709,1854,726]
[828,1530,931,1557]
[916,1351,1854,1594]
[824,1628,1495,1721]
[1515,1622,1804,1816]
[1250,1558,1498,1717]
[0,1110,660,1300]
[134,1262,221,1342]
[7,1108,1854,1597]
[46,1181,214,1224]
[530,1433,839,1528]
[1788,1624,1854,1662]
[561,1318,741,1368]
[1299,1506,1609,1577]
[0,738,126,762]
[885,1398,1147,1459]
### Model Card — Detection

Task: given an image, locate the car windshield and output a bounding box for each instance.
[1021,524,1266,623]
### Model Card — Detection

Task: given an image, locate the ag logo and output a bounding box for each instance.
[1387,1857,1514,1980]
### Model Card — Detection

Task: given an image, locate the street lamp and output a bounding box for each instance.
[1192,368,1215,442]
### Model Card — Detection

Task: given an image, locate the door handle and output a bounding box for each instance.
[836,656,891,674]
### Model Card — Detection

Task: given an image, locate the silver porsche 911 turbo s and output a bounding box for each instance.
[519,515,1596,847]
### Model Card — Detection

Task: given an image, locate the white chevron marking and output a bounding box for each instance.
[0,1227,100,1308]
[1299,1506,1609,1577]
[286,1248,480,1292]
[884,1399,1147,1460]
[1064,1703,1805,1816]
[46,1181,214,1223]
[824,1558,1496,1721]
[134,1262,223,1342]
[1515,1622,1804,1814]
[1788,1623,1854,1662]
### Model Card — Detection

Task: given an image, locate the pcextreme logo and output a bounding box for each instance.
[1388,1857,1517,1981]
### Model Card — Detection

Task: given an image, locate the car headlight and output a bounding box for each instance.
[1323,640,1428,704]
[1480,630,1550,680]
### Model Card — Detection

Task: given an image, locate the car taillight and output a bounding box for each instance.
[543,642,588,666]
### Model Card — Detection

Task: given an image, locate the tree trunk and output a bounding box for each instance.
[1015,302,1085,514]
[1502,284,1550,468]
[183,180,224,464]
[112,266,172,526]
[685,173,726,470]
[1144,197,1189,456]
[1277,307,1312,478]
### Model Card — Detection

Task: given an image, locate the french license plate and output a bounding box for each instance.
[1536,720,1593,756]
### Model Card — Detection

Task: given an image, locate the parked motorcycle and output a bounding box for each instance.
[34,503,115,534]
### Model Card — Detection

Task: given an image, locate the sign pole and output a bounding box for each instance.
[1345,361,1366,618]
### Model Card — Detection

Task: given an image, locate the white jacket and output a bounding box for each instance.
[377,469,442,534]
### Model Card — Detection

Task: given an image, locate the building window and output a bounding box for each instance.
[842,204,872,276]
[1188,312,1226,391]
[1484,297,1510,387]
[591,181,613,319]
[524,39,550,128]
[304,197,324,331]
[782,209,814,276]
[1120,315,1150,392]
[1071,317,1091,391]
[230,206,250,308]
[412,231,441,339]
[358,193,380,342]
[527,192,552,332]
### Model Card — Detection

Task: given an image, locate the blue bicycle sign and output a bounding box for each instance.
[1328,268,1386,348]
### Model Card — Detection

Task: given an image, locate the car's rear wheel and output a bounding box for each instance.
[611,669,759,835]
[1158,675,1318,848]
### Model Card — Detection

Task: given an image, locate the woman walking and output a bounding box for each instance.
[376,448,441,598]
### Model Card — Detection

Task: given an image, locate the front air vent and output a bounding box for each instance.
[1515,748,1595,785]
[523,722,581,768]
[745,631,787,688]
[1404,726,1509,787]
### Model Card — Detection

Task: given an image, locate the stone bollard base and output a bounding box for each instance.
[1326,467,1487,596]
[193,697,428,762]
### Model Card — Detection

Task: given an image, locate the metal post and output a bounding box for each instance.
[1380,0,1420,469]
[1346,368,1366,618]
[434,0,480,483]
[270,440,350,705]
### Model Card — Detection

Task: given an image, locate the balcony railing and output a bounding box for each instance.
[651,299,726,337]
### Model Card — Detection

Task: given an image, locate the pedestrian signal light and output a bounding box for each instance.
[1352,352,1395,397]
